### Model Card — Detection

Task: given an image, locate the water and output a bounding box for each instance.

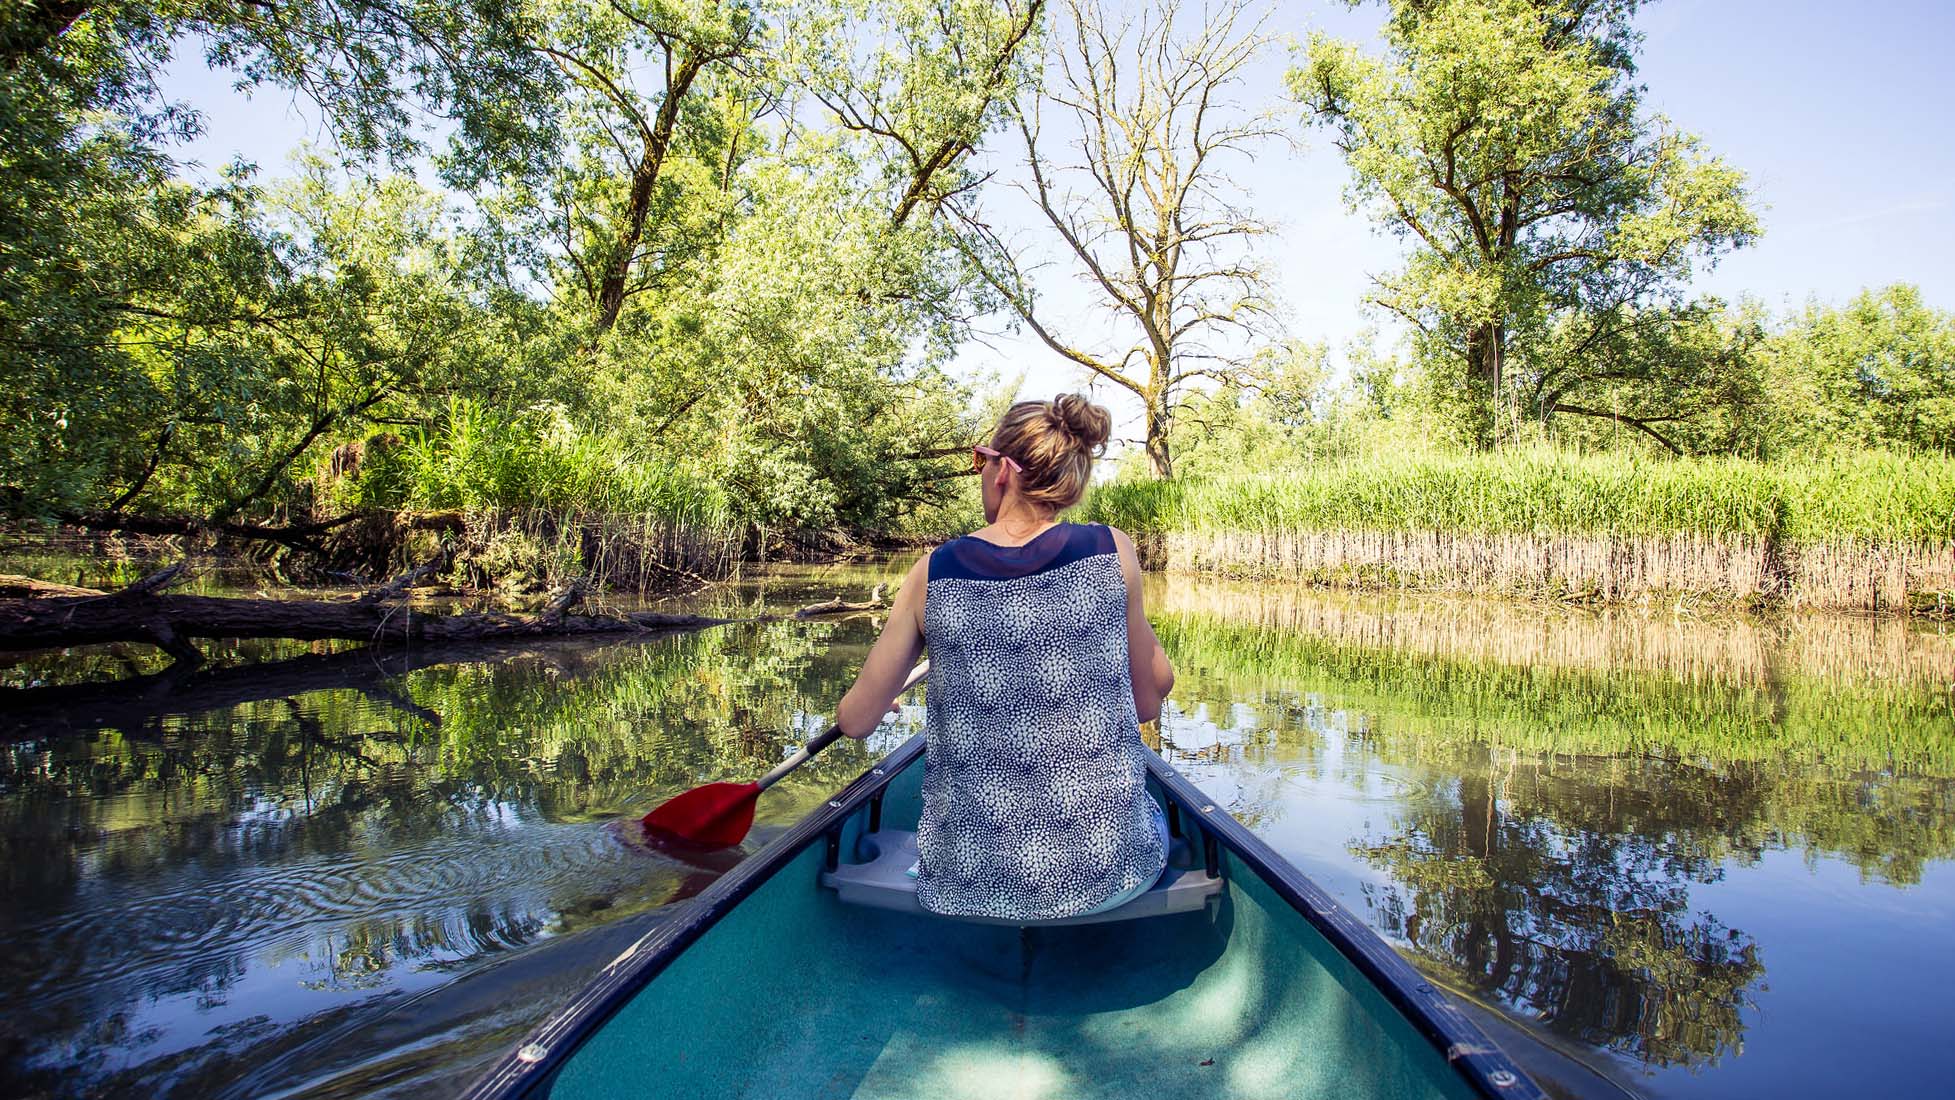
[1,560,1951,1098]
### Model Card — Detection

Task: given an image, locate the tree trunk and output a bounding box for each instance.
[1465,321,1506,450]
[1144,393,1174,479]
[593,51,707,335]
[0,566,885,678]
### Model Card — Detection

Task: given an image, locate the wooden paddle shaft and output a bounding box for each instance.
[756,660,930,791]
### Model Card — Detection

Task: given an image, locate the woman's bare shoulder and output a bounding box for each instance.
[1103,525,1141,565]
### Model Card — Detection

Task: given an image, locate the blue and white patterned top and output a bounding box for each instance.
[915,522,1167,920]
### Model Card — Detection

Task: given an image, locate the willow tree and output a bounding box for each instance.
[1290,0,1757,449]
[460,0,1047,532]
[0,0,552,519]
[955,0,1279,479]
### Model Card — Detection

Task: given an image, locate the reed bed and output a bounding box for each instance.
[342,400,742,593]
[1081,449,1955,612]
[464,508,741,594]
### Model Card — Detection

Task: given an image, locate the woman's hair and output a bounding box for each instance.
[989,393,1113,510]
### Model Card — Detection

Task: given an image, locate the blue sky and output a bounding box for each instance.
[161,0,1955,445]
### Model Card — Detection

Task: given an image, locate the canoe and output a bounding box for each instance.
[463,734,1545,1100]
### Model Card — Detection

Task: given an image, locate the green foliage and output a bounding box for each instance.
[1762,285,1955,454]
[342,399,730,527]
[1290,0,1758,447]
[12,0,1944,561]
[2,155,527,521]
[1147,343,1333,478]
[1083,447,1955,545]
[1,0,1032,553]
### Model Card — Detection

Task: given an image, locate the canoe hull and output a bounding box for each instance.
[465,736,1543,1100]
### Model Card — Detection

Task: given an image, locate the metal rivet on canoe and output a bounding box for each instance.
[828,800,843,808]
[1200,804,1214,813]
[516,1043,549,1064]
[871,768,885,776]
[1488,1070,1519,1088]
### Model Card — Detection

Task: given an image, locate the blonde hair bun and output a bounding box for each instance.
[988,392,1115,511]
[1049,393,1113,453]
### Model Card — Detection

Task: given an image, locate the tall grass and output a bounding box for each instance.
[1080,448,1955,610]
[334,400,739,590]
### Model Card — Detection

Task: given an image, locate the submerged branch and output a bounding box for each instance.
[792,584,886,619]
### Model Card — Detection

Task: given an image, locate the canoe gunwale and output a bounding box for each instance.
[1144,754,1549,1100]
[463,734,1547,1100]
[458,735,929,1100]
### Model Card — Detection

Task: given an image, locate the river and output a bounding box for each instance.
[2,558,1951,1098]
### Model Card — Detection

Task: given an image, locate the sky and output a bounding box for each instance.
[159,0,1955,451]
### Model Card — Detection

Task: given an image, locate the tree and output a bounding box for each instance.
[1,0,1045,552]
[495,1,1044,539]
[1766,285,1955,455]
[1528,297,1771,456]
[1291,0,1758,449]
[0,0,553,519]
[954,0,1280,478]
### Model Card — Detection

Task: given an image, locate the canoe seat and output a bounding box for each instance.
[819,829,1223,927]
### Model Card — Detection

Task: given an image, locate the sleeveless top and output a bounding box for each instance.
[915,522,1167,920]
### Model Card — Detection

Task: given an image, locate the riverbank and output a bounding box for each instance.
[0,505,743,599]
[1082,449,1955,614]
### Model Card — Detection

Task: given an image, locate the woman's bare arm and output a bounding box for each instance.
[1111,527,1174,724]
[835,554,930,737]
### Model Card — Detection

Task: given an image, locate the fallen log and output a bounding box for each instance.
[0,559,890,706]
[58,510,365,553]
[0,564,733,668]
[0,575,105,599]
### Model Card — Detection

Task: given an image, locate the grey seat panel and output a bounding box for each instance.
[818,830,1222,927]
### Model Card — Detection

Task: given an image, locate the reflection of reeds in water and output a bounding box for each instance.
[1152,601,1955,775]
[1150,596,1955,884]
[1154,529,1955,613]
[1147,575,1955,691]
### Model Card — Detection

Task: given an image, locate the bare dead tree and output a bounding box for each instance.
[951,0,1281,478]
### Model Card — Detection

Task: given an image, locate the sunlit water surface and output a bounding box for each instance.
[2,559,1951,1099]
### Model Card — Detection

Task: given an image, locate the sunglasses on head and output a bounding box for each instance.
[972,444,1023,474]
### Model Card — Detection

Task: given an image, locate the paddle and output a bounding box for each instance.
[641,660,931,847]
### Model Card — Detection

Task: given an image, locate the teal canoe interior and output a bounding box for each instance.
[547,754,1480,1100]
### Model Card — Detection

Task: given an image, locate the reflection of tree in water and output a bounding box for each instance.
[0,614,912,1093]
[1354,753,1765,1070]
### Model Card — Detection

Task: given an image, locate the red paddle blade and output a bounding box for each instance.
[641,781,761,847]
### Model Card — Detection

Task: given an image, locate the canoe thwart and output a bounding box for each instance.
[818,828,1223,927]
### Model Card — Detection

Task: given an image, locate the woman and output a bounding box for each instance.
[834,393,1176,921]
